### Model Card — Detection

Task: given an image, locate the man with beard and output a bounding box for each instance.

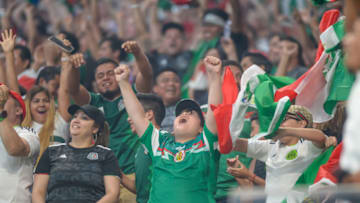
[64,40,153,203]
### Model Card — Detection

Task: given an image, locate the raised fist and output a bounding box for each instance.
[122,41,141,55]
[114,64,130,83]
[204,56,222,74]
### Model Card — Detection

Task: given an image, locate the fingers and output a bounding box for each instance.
[121,41,140,53]
[204,56,221,66]
[70,53,85,68]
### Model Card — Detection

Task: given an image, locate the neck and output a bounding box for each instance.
[175,136,195,144]
[69,135,94,148]
[102,90,121,101]
[281,137,299,146]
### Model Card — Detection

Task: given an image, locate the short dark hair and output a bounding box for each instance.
[14,45,31,69]
[100,36,127,62]
[279,35,306,67]
[94,58,118,73]
[203,8,229,22]
[154,67,180,84]
[250,112,259,122]
[36,66,60,84]
[221,60,243,74]
[161,22,185,35]
[137,93,165,125]
[242,52,273,73]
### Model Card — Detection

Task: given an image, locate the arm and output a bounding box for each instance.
[229,0,245,33]
[32,174,49,203]
[122,41,153,93]
[97,176,120,203]
[233,138,248,153]
[0,29,20,93]
[277,127,327,149]
[204,56,223,134]
[121,172,137,194]
[24,5,37,52]
[0,59,6,84]
[227,156,265,186]
[115,64,149,137]
[0,85,31,156]
[59,45,85,121]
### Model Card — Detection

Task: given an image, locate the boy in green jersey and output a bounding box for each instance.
[116,56,223,203]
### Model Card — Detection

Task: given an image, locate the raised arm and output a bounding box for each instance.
[122,41,153,93]
[60,40,90,106]
[277,127,327,149]
[0,85,32,156]
[115,64,149,136]
[204,56,223,134]
[59,42,85,121]
[0,29,20,93]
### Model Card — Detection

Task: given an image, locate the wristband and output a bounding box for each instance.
[61,57,70,62]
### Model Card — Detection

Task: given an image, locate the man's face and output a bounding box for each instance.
[268,36,281,65]
[95,63,120,97]
[14,49,29,75]
[153,71,181,106]
[162,29,184,56]
[202,24,223,41]
[98,41,117,61]
[39,75,60,98]
[173,109,202,138]
[240,56,253,71]
[278,113,306,143]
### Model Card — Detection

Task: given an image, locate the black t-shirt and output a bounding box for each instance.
[35,144,121,203]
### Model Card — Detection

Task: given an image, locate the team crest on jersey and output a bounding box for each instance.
[174,150,186,162]
[87,152,99,160]
[286,149,298,160]
[118,100,125,112]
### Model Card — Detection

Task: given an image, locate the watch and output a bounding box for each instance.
[0,111,7,122]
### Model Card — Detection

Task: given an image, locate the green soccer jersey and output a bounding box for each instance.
[141,123,219,203]
[90,92,140,174]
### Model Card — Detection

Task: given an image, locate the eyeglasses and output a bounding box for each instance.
[283,114,301,122]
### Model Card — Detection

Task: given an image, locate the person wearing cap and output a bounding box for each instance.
[32,104,120,203]
[0,84,40,202]
[114,55,222,203]
[233,105,327,202]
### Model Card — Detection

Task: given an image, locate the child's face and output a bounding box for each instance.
[173,109,203,138]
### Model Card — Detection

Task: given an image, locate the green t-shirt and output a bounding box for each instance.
[89,92,140,174]
[135,144,152,203]
[141,123,219,203]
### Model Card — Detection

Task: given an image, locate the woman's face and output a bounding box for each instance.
[30,91,50,124]
[70,111,98,138]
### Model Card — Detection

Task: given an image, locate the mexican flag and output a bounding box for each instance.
[274,9,355,123]
[212,65,294,154]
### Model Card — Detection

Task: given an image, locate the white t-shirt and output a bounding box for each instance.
[0,126,40,203]
[32,112,70,144]
[247,139,323,203]
[341,72,360,174]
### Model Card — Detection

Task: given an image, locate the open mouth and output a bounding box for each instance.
[179,118,187,124]
[103,82,112,88]
[36,109,47,114]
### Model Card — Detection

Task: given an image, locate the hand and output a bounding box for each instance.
[325,136,337,148]
[227,161,251,179]
[226,155,241,168]
[70,53,85,68]
[220,37,236,55]
[204,56,222,74]
[0,85,9,109]
[0,29,16,53]
[114,64,130,83]
[122,41,141,55]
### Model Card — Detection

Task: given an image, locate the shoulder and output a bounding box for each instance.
[14,126,37,134]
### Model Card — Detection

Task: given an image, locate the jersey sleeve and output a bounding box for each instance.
[247,139,272,162]
[304,140,323,158]
[89,92,103,107]
[203,124,218,152]
[35,148,50,174]
[140,123,166,157]
[14,126,40,158]
[102,150,121,177]
[53,112,70,144]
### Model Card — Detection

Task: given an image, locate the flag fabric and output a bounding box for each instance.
[212,65,294,154]
[274,10,355,123]
[308,142,342,192]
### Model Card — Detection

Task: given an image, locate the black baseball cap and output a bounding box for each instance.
[68,104,106,131]
[175,99,205,127]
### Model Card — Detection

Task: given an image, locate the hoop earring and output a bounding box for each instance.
[93,134,98,144]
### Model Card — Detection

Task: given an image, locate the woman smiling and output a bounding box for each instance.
[32,104,120,203]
